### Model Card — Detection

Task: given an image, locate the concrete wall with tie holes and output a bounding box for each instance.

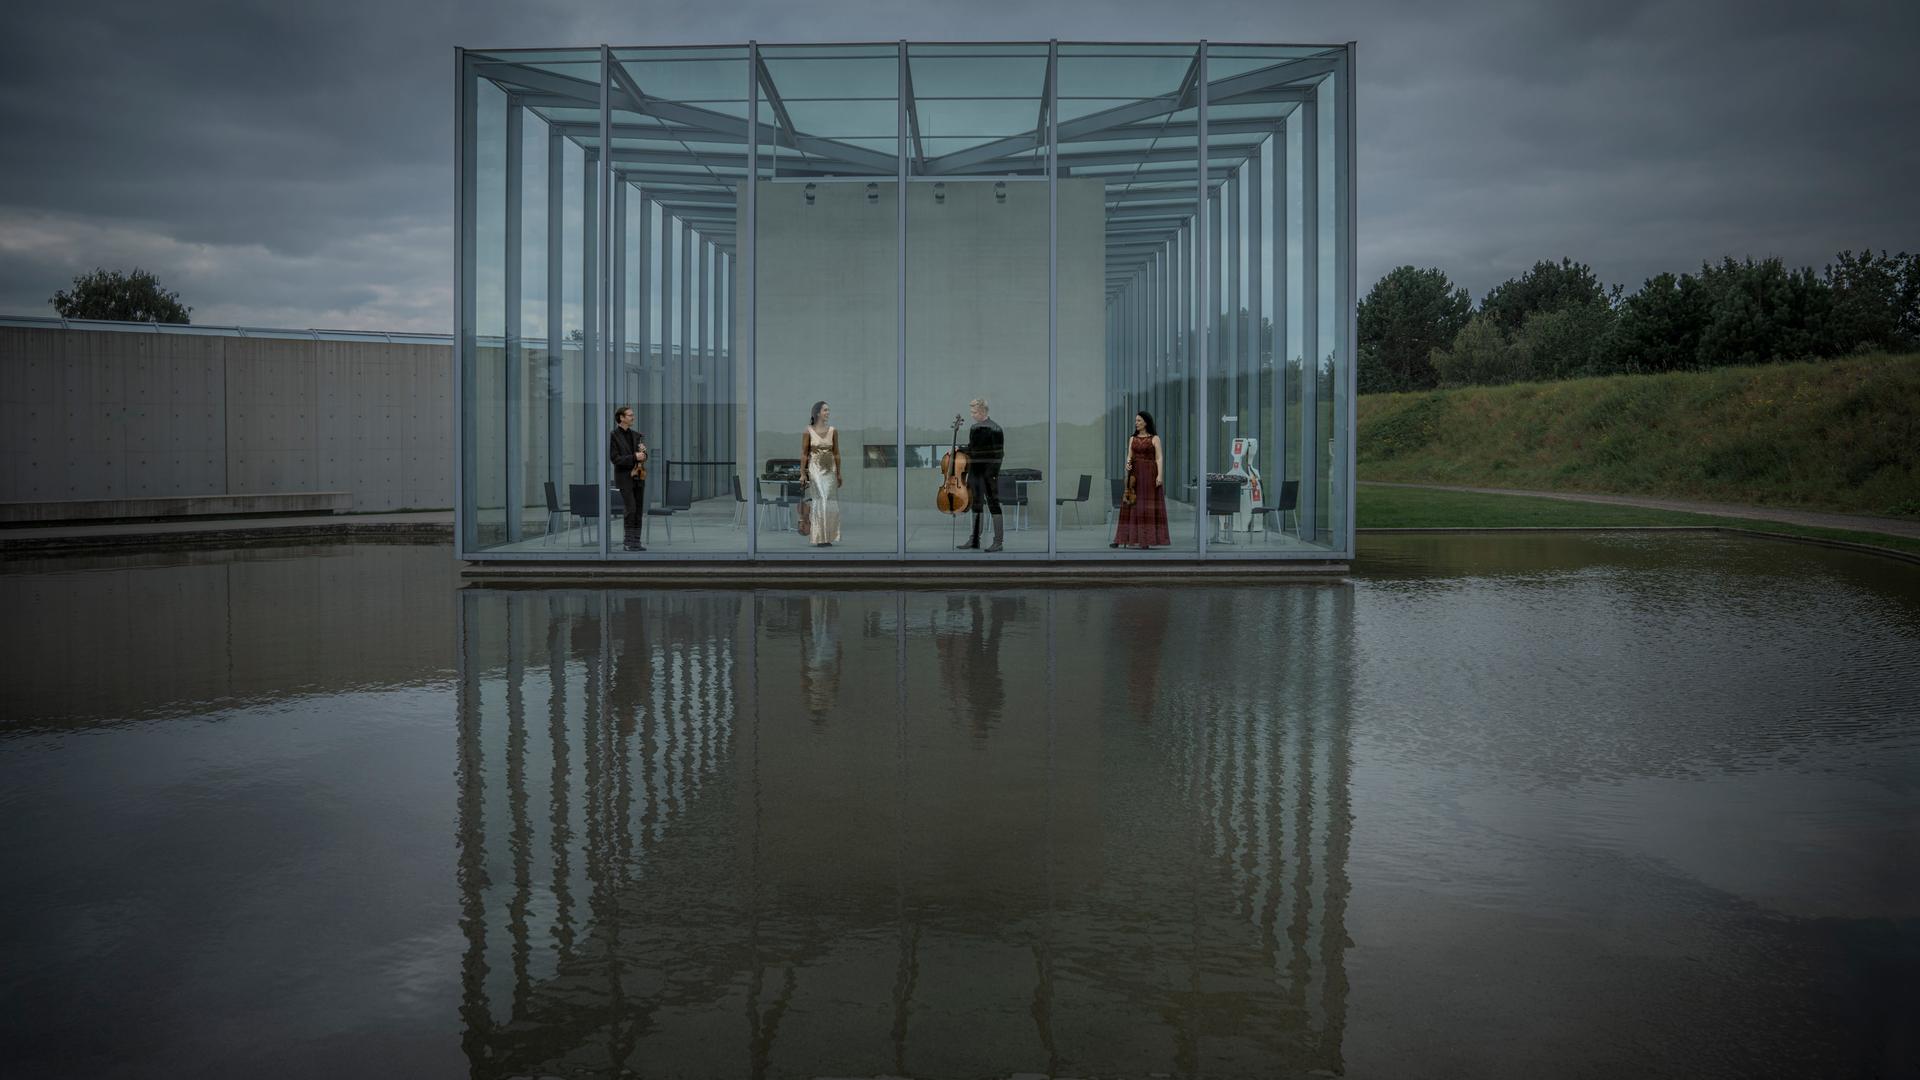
[0,321,451,512]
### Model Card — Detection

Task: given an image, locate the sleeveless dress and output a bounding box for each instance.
[806,426,841,544]
[1114,434,1169,547]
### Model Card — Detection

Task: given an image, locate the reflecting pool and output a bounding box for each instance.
[1,535,1915,1078]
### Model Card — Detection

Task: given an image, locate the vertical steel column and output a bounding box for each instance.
[744,44,759,553]
[583,147,598,492]
[895,40,908,555]
[1340,44,1359,557]
[455,50,475,553]
[504,96,524,543]
[698,237,710,494]
[1167,220,1182,486]
[611,184,625,430]
[547,128,564,509]
[1046,40,1059,555]
[1195,43,1209,555]
[658,208,673,471]
[1246,154,1261,468]
[1271,119,1289,507]
[683,220,698,486]
[595,51,611,557]
[1226,171,1240,434]
[1298,90,1319,543]
[636,195,651,451]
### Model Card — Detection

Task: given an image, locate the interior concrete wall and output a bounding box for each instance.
[742,178,1108,515]
[0,326,451,511]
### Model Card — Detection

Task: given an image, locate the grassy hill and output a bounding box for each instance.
[1357,353,1920,519]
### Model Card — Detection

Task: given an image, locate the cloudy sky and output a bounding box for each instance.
[1,0,1914,332]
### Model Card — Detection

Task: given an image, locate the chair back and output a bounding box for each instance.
[666,478,693,511]
[1206,478,1240,516]
[732,474,745,503]
[1074,473,1092,501]
[997,473,1020,503]
[568,483,599,518]
[544,480,560,513]
[1275,479,1300,511]
[1109,477,1126,509]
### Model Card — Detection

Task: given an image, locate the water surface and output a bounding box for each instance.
[1,535,1914,1078]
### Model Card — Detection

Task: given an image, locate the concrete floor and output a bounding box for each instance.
[486,495,1325,557]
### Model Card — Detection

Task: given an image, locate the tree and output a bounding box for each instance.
[1511,298,1619,381]
[1431,314,1518,387]
[1613,271,1707,372]
[1480,258,1614,336]
[1825,249,1920,354]
[1694,256,1832,367]
[50,267,191,323]
[1357,265,1472,393]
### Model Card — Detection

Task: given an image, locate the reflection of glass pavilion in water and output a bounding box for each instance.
[455,588,1353,1075]
[457,42,1355,562]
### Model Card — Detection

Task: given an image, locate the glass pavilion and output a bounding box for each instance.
[456,41,1355,563]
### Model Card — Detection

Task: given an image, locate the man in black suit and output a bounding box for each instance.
[608,406,648,551]
[958,397,1004,552]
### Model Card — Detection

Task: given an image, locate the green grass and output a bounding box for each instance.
[1357,483,1920,559]
[1357,352,1920,519]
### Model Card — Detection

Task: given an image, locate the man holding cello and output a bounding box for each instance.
[957,397,1005,552]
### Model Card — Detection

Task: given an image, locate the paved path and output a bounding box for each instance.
[1363,481,1920,540]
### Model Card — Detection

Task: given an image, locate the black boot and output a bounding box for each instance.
[985,513,1004,552]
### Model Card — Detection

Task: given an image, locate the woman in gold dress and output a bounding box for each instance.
[802,400,842,546]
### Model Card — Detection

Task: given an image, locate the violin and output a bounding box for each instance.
[936,414,970,514]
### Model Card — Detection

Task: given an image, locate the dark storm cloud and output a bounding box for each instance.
[1,0,1914,329]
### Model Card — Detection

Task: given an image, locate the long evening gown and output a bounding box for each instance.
[806,426,841,544]
[1114,434,1170,547]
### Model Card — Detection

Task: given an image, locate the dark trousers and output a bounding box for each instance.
[968,465,1001,535]
[616,473,645,542]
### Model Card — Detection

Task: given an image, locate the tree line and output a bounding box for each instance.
[1357,250,1920,393]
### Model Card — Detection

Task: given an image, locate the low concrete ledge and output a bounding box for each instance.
[0,492,353,526]
[462,559,1351,588]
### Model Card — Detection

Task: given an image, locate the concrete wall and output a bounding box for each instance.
[0,325,452,511]
[743,178,1108,512]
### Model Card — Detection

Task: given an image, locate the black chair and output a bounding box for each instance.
[1055,473,1092,527]
[649,478,693,544]
[543,480,565,543]
[1250,480,1301,541]
[1205,478,1241,544]
[567,483,600,545]
[730,475,749,530]
[1106,476,1126,530]
[996,473,1030,530]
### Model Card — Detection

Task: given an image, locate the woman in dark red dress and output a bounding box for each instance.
[1112,411,1170,549]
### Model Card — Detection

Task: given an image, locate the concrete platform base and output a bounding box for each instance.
[0,491,352,525]
[462,558,1351,587]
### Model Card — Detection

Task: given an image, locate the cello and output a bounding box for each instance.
[936,414,970,514]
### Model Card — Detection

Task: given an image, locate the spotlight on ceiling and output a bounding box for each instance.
[804,183,816,205]
[866,182,879,204]
[994,181,1007,204]
[933,182,945,204]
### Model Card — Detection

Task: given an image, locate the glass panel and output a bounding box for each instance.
[1057,44,1202,554]
[462,49,606,555]
[1201,43,1347,554]
[606,48,747,555]
[754,45,900,553]
[905,44,1050,554]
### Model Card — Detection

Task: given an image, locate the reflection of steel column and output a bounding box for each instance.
[454,592,491,1057]
[546,597,574,960]
[506,596,531,1016]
